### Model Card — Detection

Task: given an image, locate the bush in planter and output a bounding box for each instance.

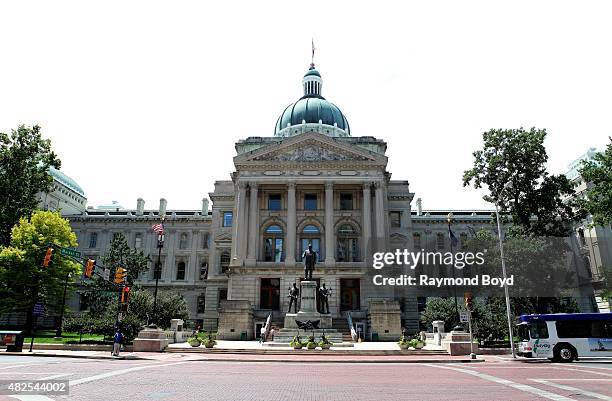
[187,336,201,347]
[203,333,217,348]
[290,335,302,349]
[305,335,317,350]
[319,333,333,350]
[398,335,410,350]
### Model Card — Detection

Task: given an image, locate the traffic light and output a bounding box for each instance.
[42,247,54,268]
[114,267,127,284]
[84,259,95,278]
[121,286,130,303]
[121,287,130,312]
[464,292,474,312]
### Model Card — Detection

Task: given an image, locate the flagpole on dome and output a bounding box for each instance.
[311,38,316,69]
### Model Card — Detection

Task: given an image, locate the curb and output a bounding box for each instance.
[188,357,486,364]
[0,352,150,361]
[2,351,485,363]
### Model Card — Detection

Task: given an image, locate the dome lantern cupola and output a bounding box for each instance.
[302,63,322,97]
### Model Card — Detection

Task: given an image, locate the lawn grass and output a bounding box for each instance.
[25,330,107,344]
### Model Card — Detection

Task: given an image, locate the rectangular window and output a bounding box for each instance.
[268,194,281,210]
[264,238,284,262]
[89,232,98,248]
[556,320,592,338]
[223,212,233,227]
[134,233,143,249]
[530,321,549,339]
[202,233,209,249]
[340,193,353,210]
[390,211,401,228]
[197,294,206,313]
[176,262,186,280]
[304,194,317,210]
[413,233,421,250]
[219,288,228,303]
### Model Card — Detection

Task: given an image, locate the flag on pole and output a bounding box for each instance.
[311,38,316,65]
[152,223,164,235]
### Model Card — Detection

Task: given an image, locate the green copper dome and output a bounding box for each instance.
[274,65,350,137]
[49,166,85,197]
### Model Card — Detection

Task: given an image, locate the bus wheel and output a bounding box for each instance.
[553,344,576,363]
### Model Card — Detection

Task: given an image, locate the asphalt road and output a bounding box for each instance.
[0,355,611,401]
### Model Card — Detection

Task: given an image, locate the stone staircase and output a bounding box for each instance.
[331,318,354,342]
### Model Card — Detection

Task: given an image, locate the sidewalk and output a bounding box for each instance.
[1,348,486,363]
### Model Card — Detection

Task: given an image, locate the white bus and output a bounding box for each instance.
[517,313,612,362]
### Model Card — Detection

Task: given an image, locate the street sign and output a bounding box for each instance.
[33,303,45,316]
[460,311,470,323]
[60,247,81,258]
[102,268,110,281]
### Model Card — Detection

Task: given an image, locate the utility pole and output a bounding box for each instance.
[55,272,72,338]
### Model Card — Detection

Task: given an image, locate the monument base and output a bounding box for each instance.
[442,330,480,356]
[132,327,169,352]
[273,280,343,343]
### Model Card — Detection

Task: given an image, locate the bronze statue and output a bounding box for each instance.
[318,283,331,314]
[302,243,317,280]
[287,283,299,313]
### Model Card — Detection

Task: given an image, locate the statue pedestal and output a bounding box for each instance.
[132,327,169,352]
[274,281,342,344]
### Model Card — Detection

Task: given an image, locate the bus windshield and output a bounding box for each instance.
[517,323,530,342]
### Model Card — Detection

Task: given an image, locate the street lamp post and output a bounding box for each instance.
[54,272,72,338]
[447,213,462,330]
[494,200,517,358]
[151,232,165,327]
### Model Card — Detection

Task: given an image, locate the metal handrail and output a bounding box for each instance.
[346,312,357,341]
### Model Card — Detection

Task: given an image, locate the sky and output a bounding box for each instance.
[1,0,610,211]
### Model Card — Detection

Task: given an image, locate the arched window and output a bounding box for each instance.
[176,261,186,280]
[264,225,284,262]
[179,233,188,249]
[220,252,230,273]
[300,224,322,261]
[337,224,359,262]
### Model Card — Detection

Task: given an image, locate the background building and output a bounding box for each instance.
[566,148,612,312]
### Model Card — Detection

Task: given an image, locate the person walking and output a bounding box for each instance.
[112,328,124,357]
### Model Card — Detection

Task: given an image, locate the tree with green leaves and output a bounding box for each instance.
[579,138,612,228]
[0,125,61,246]
[463,127,582,236]
[0,210,80,333]
[79,232,150,315]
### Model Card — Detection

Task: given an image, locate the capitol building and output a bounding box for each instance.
[58,62,603,338]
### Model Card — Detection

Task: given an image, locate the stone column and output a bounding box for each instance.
[374,181,386,241]
[325,182,335,265]
[231,182,247,265]
[362,183,372,261]
[239,185,249,261]
[246,182,259,263]
[285,181,296,266]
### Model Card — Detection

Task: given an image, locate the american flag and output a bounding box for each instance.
[151,223,164,235]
